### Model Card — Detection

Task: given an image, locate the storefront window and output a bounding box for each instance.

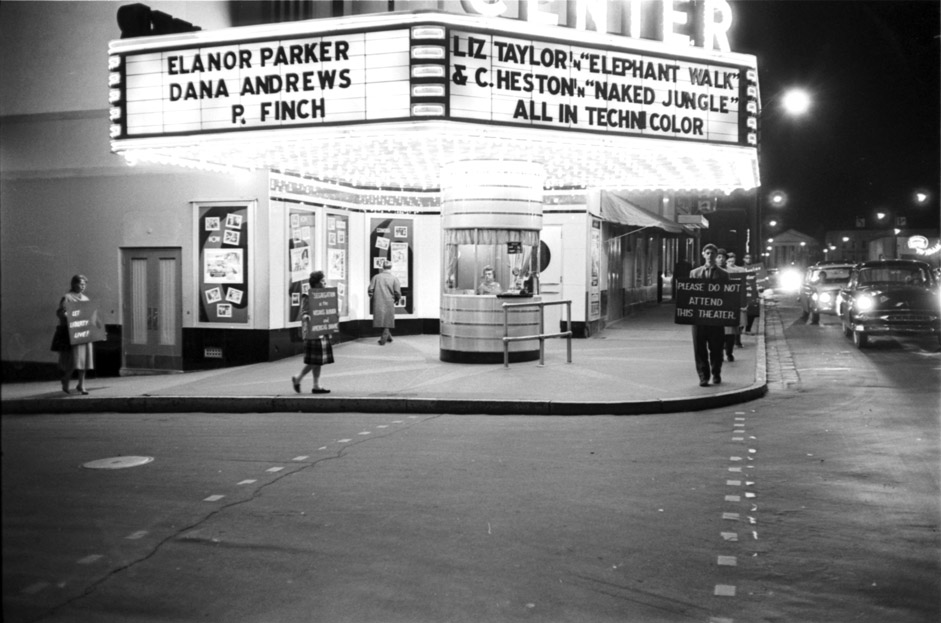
[443,229,538,296]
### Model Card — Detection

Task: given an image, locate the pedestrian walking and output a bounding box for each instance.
[725,251,747,347]
[715,249,739,360]
[368,259,402,345]
[690,245,730,386]
[741,253,761,333]
[291,271,334,394]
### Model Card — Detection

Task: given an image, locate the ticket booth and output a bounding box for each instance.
[439,161,544,363]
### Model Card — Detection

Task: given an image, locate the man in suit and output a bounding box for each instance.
[689,244,730,386]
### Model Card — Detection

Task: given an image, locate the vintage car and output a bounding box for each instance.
[839,259,941,348]
[799,262,855,323]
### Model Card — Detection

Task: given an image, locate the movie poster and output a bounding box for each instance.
[325,213,349,317]
[287,208,315,323]
[198,203,250,324]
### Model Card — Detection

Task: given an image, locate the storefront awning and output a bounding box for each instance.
[600,191,685,234]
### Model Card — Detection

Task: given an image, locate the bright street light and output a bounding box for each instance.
[781,88,812,116]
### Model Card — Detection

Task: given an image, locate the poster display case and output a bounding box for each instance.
[287,207,316,323]
[325,212,349,318]
[195,201,254,326]
[370,217,413,314]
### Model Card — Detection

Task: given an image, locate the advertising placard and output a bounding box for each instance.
[197,203,250,324]
[62,299,106,345]
[302,288,339,340]
[326,212,349,317]
[288,208,316,323]
[674,279,741,326]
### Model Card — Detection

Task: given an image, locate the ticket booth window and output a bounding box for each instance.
[443,229,539,295]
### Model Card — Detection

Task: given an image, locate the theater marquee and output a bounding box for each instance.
[109,11,760,192]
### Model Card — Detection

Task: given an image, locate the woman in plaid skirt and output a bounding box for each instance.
[291,271,334,394]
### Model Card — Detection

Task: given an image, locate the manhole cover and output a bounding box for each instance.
[82,456,154,469]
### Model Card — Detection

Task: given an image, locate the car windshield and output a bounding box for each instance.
[857,266,930,285]
[812,268,851,283]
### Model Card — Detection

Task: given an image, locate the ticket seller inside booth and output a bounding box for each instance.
[439,161,543,363]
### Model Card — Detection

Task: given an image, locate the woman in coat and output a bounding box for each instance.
[368,259,402,345]
[56,274,95,394]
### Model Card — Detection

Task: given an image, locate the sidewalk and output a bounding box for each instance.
[1,303,767,416]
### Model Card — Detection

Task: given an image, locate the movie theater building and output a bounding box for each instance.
[0,0,759,375]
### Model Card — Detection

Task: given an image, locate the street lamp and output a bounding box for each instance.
[754,87,812,265]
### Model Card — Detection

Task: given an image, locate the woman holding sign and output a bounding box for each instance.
[55,274,96,394]
[292,271,334,394]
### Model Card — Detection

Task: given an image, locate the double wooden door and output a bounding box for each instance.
[121,248,182,373]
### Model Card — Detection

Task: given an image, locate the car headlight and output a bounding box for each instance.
[818,292,832,304]
[779,268,803,293]
[856,293,875,312]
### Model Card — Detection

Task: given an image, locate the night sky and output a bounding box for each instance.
[724,0,940,239]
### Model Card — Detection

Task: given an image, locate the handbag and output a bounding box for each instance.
[50,324,70,352]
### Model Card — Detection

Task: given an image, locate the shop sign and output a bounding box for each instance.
[674,279,740,326]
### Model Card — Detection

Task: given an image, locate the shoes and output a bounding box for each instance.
[291,376,301,394]
[378,340,385,345]
[76,387,89,395]
[699,378,710,387]
[713,374,722,385]
[312,388,330,394]
[61,381,70,395]
[727,353,735,362]
[387,336,393,342]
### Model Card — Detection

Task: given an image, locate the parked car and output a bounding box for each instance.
[799,263,854,323]
[839,260,941,348]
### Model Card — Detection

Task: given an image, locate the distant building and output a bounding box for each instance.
[766,229,819,269]
[824,229,941,267]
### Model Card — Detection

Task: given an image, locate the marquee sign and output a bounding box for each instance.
[115,29,412,136]
[449,29,750,144]
[110,15,756,147]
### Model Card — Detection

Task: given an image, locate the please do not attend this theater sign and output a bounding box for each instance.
[674,279,741,326]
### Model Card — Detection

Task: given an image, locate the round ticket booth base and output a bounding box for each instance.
[439,294,541,364]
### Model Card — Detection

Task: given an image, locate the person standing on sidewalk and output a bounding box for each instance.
[55,274,98,395]
[715,249,739,361]
[368,259,401,345]
[690,245,729,386]
[741,253,762,333]
[725,251,747,348]
[292,271,334,394]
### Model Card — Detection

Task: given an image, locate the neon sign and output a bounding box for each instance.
[460,0,735,52]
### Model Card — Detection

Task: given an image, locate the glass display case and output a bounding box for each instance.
[443,229,539,296]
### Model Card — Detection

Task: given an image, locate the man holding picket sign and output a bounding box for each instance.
[674,244,740,387]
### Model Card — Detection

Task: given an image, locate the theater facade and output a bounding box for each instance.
[1,0,760,375]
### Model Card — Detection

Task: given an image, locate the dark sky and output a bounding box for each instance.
[724,0,940,238]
